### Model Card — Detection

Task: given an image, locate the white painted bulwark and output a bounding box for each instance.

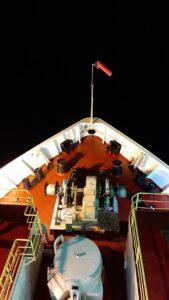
[0,160,34,186]
[147,166,169,189]
[0,173,17,198]
[0,117,168,198]
[23,150,49,170]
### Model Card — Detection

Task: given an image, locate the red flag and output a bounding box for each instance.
[96,61,112,76]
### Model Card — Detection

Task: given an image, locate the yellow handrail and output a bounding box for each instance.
[130,192,169,300]
[130,207,149,300]
[131,192,169,211]
[0,189,42,300]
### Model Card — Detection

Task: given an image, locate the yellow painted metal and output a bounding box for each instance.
[0,189,42,300]
[131,192,169,210]
[130,192,169,300]
[130,193,149,300]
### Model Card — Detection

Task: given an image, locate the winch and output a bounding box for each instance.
[46,171,123,232]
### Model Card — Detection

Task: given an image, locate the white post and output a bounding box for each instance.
[102,126,107,144]
[77,125,81,143]
[90,63,95,129]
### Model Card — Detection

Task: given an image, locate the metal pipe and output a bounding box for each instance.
[90,63,95,129]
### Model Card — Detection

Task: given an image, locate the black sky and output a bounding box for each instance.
[1,3,169,166]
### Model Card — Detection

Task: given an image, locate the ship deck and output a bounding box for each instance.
[0,136,165,300]
[25,136,144,238]
[28,136,143,300]
[137,209,169,300]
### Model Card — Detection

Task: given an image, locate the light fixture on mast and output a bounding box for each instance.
[89,61,112,133]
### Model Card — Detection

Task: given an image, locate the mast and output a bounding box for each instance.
[89,61,112,130]
[90,63,95,130]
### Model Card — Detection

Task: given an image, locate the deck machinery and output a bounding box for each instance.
[46,170,122,299]
[45,170,125,233]
[47,235,103,300]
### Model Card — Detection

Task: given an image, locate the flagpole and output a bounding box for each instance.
[90,63,95,129]
[89,61,112,131]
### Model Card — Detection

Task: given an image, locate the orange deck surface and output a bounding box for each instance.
[28,136,141,237]
[30,136,142,300]
[1,136,167,300]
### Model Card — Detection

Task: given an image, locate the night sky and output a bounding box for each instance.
[1,3,169,167]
